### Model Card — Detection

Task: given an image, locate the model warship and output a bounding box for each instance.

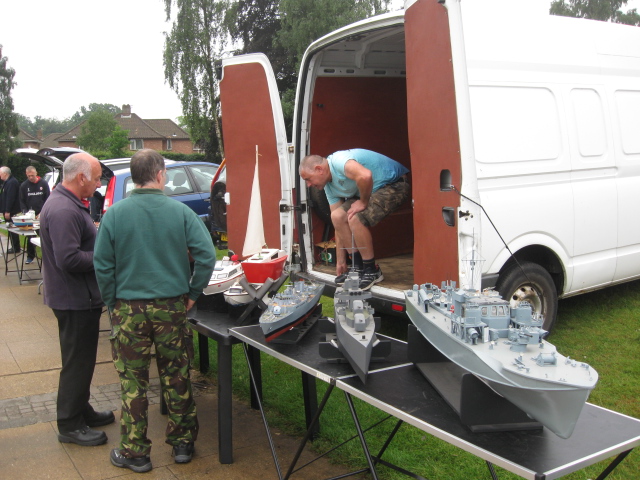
[259,280,324,342]
[405,281,598,438]
[320,271,383,383]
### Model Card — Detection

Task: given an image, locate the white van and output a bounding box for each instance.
[217,0,640,331]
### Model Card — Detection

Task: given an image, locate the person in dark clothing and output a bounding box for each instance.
[20,166,50,263]
[39,152,115,447]
[0,166,23,254]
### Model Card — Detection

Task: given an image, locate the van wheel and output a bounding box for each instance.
[495,262,558,333]
[307,187,332,225]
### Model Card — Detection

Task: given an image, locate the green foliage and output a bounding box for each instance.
[16,103,122,139]
[77,110,119,153]
[163,0,233,161]
[550,0,640,25]
[107,125,131,158]
[0,46,20,163]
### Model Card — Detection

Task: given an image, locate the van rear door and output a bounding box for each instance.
[404,0,467,285]
[218,54,293,257]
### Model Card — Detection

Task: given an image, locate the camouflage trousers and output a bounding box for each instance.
[110,295,198,457]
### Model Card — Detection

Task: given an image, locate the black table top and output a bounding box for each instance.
[231,324,411,382]
[229,324,640,480]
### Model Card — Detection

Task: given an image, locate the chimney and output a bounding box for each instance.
[122,104,132,117]
[37,129,43,140]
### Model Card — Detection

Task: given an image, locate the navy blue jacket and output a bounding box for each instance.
[39,185,104,311]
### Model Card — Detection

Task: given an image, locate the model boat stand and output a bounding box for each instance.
[407,324,542,434]
[233,272,290,325]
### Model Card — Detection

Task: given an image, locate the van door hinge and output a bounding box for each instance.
[280,204,307,213]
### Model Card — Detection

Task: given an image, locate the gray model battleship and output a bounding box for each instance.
[259,280,324,342]
[326,271,381,383]
[405,281,599,439]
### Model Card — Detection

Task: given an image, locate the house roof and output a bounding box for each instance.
[41,133,64,149]
[56,111,190,142]
[17,128,40,144]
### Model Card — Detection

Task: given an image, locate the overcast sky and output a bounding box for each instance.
[2,0,638,123]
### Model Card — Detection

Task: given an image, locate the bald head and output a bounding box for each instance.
[62,153,103,199]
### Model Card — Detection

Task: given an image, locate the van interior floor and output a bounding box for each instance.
[312,253,414,291]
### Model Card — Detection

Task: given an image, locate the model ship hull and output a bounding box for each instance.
[203,257,245,295]
[260,281,324,342]
[405,283,598,439]
[334,315,377,383]
[223,249,288,306]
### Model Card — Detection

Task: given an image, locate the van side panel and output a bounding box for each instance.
[405,0,461,284]
[309,76,413,257]
[219,62,283,255]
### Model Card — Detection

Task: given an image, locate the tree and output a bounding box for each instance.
[77,110,119,153]
[163,0,233,163]
[107,125,131,158]
[0,46,20,163]
[550,0,640,25]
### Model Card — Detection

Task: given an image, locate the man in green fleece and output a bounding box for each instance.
[94,149,215,473]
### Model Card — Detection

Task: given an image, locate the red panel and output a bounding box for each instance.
[405,0,461,284]
[219,62,283,256]
[308,76,413,258]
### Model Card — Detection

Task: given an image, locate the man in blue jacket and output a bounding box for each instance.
[39,152,115,447]
[95,149,215,473]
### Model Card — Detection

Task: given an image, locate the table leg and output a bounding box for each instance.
[344,391,380,480]
[197,332,210,373]
[248,345,262,410]
[301,372,320,439]
[218,341,233,464]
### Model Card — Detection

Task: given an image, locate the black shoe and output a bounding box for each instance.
[359,266,384,290]
[6,248,14,254]
[110,449,153,473]
[335,267,362,286]
[58,426,107,446]
[172,442,195,464]
[85,410,115,427]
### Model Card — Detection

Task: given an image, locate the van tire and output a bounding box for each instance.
[495,262,558,333]
[307,187,332,225]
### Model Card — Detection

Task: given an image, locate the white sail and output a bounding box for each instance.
[242,147,266,257]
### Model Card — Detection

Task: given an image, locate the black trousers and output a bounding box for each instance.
[9,231,21,252]
[53,308,101,432]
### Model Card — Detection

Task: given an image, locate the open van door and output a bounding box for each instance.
[218,54,293,258]
[404,0,467,285]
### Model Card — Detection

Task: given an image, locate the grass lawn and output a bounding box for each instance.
[194,264,640,479]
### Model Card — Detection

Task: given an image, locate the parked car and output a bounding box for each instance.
[14,147,114,220]
[102,161,219,224]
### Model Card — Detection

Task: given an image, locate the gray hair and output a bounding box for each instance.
[26,166,37,173]
[0,166,11,176]
[299,155,324,174]
[130,149,165,186]
[63,153,93,181]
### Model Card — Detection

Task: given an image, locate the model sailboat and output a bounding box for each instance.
[224,146,287,306]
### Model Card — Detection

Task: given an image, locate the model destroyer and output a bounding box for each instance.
[405,281,598,438]
[320,272,386,383]
[259,280,324,342]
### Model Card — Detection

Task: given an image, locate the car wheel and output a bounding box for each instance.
[495,261,558,333]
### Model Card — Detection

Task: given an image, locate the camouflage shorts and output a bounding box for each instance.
[341,177,411,227]
[110,295,198,457]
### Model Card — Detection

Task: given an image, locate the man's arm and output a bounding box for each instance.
[93,213,117,309]
[343,159,373,220]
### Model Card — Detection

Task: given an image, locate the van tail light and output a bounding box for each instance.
[103,177,115,213]
[391,303,405,313]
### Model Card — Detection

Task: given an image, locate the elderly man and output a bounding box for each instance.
[0,166,22,254]
[300,149,410,290]
[20,165,50,263]
[94,149,215,473]
[39,152,114,446]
